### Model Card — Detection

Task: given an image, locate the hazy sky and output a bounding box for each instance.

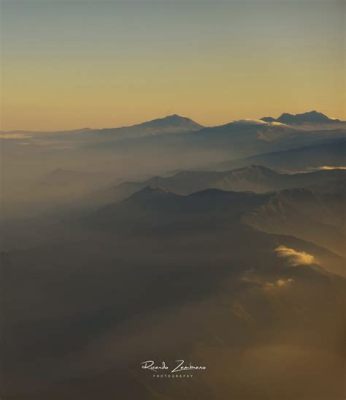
[1,0,345,130]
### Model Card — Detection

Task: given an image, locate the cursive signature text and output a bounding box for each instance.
[141,360,206,373]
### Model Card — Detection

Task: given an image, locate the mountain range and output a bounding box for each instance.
[2,110,346,400]
[90,171,345,251]
[91,165,346,205]
[2,111,345,167]
[2,110,343,138]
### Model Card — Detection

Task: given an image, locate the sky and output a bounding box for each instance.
[1,0,345,131]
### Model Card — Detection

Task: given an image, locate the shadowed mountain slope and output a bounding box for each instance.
[92,165,346,206]
[2,177,346,400]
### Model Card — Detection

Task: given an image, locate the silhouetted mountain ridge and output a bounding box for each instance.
[87,170,346,258]
[97,114,203,138]
[96,165,346,207]
[262,110,340,125]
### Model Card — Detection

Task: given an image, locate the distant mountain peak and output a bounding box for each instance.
[163,114,188,121]
[261,111,339,125]
[134,114,203,131]
[97,114,204,138]
[95,114,203,139]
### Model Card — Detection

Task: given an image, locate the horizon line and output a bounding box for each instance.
[1,110,343,133]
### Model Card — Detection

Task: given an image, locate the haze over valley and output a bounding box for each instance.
[1,109,346,400]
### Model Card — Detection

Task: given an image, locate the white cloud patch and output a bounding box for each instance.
[264,278,294,291]
[275,245,315,266]
[232,119,267,125]
[241,273,294,292]
[318,165,346,170]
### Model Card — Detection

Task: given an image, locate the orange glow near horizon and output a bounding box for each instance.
[1,0,345,131]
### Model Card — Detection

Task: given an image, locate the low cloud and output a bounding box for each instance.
[241,273,294,292]
[275,245,315,266]
[317,165,346,170]
[264,278,294,291]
